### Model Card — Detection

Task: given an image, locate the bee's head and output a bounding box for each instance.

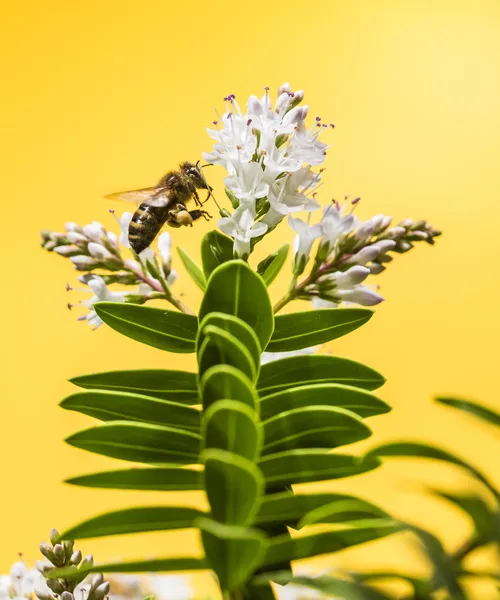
[181,161,211,190]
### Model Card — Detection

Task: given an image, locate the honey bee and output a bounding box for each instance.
[105,161,213,254]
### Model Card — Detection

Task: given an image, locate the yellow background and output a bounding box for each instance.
[2,0,499,595]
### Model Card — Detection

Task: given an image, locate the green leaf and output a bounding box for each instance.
[177,247,206,291]
[47,557,207,578]
[408,525,466,600]
[298,499,388,529]
[429,489,498,542]
[94,303,197,353]
[65,468,202,490]
[61,506,204,540]
[261,520,402,567]
[198,312,262,374]
[256,492,387,528]
[257,244,289,286]
[198,517,267,592]
[367,442,500,502]
[258,355,385,397]
[203,449,264,526]
[204,400,262,461]
[260,383,390,421]
[61,390,201,431]
[436,397,500,428]
[252,573,394,600]
[259,450,381,488]
[262,406,371,455]
[199,260,274,349]
[201,230,234,278]
[266,309,373,352]
[198,325,256,381]
[65,421,200,465]
[200,365,258,413]
[70,369,198,404]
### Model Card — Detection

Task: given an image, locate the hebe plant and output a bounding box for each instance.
[41,83,444,599]
[49,232,405,599]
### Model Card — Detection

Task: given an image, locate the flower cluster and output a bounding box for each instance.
[41,213,191,327]
[277,200,441,311]
[204,83,329,257]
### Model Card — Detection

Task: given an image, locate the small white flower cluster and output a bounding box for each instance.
[0,558,49,600]
[203,83,330,257]
[41,214,179,328]
[286,201,441,309]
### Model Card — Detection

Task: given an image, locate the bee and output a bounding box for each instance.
[105,161,213,254]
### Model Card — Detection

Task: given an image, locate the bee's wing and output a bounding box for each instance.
[104,186,170,208]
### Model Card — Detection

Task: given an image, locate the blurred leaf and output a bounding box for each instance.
[262,406,371,455]
[430,489,499,542]
[200,365,258,414]
[65,467,202,490]
[70,369,198,404]
[204,400,262,461]
[199,260,274,349]
[198,325,256,381]
[436,397,500,428]
[258,355,385,397]
[198,312,261,374]
[203,449,264,526]
[408,525,466,600]
[256,491,387,528]
[257,244,289,286]
[368,442,500,501]
[198,517,267,592]
[266,309,373,352]
[48,557,207,578]
[259,450,381,488]
[261,520,402,567]
[177,247,206,291]
[298,499,388,529]
[65,421,200,465]
[61,390,201,431]
[260,383,390,421]
[201,230,234,278]
[62,506,203,539]
[94,303,197,353]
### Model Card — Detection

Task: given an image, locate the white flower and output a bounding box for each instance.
[118,212,133,248]
[147,574,196,600]
[344,240,396,266]
[261,346,317,365]
[218,205,268,258]
[288,216,323,273]
[320,203,358,253]
[87,242,113,260]
[204,84,330,253]
[82,221,105,241]
[224,162,269,206]
[313,265,383,308]
[157,232,172,267]
[70,255,98,268]
[85,276,130,328]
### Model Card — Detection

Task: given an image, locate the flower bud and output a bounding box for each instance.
[40,542,55,563]
[35,585,54,600]
[89,581,110,600]
[53,543,65,565]
[278,82,291,96]
[49,529,60,545]
[90,574,104,590]
[80,554,94,571]
[46,579,65,595]
[67,231,88,243]
[55,245,81,257]
[61,593,74,600]
[65,222,83,233]
[70,255,98,270]
[70,550,82,565]
[88,242,113,260]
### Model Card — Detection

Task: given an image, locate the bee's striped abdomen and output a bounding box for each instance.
[128,203,168,254]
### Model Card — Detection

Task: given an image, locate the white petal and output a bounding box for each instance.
[337,286,384,306]
[157,232,172,265]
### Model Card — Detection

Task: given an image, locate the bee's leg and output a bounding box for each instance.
[189,209,212,222]
[192,189,203,207]
[166,211,182,228]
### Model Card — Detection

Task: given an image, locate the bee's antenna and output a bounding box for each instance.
[201,163,214,168]
[197,161,223,212]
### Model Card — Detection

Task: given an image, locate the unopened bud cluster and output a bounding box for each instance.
[41,214,183,327]
[283,200,441,310]
[35,529,110,600]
